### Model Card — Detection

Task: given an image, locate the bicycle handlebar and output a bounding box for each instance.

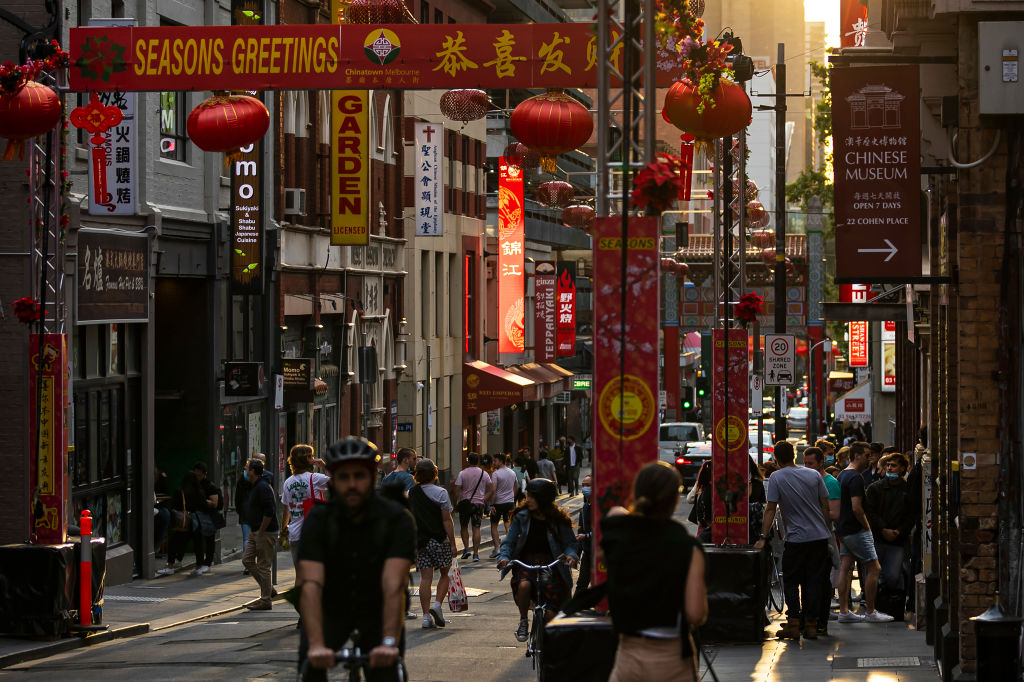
[509,557,565,571]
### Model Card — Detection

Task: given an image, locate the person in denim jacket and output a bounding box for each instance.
[496,478,578,642]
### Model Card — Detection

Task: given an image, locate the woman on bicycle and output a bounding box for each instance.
[601,462,707,682]
[496,478,578,643]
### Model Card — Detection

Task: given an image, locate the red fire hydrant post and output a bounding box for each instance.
[79,509,92,627]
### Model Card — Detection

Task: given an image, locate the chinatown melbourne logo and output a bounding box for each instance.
[363,29,401,65]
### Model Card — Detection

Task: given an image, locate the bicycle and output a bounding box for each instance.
[506,557,566,681]
[297,631,408,682]
[764,521,785,615]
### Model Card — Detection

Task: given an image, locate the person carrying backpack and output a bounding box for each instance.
[281,444,329,581]
[408,458,458,629]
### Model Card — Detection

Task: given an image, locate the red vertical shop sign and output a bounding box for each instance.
[840,0,869,48]
[556,261,576,356]
[841,284,870,368]
[498,158,525,355]
[590,217,660,584]
[534,261,557,362]
[711,328,750,545]
[29,333,69,544]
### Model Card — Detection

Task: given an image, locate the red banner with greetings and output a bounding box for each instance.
[556,261,576,356]
[534,261,557,362]
[498,159,525,355]
[29,333,70,544]
[591,217,660,585]
[711,328,750,545]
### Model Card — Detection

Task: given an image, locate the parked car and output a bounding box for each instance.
[785,407,808,436]
[748,429,775,460]
[658,422,705,463]
[659,440,712,486]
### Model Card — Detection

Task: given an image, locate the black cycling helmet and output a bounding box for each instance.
[526,478,557,507]
[324,437,380,473]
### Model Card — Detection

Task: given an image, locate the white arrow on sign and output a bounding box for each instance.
[857,238,898,262]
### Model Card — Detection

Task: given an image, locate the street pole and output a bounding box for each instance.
[424,345,430,462]
[808,337,832,443]
[361,332,370,438]
[774,42,788,441]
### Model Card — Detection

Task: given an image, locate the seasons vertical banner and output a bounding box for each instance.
[497,158,525,355]
[331,90,369,245]
[591,217,659,585]
[29,334,69,544]
[711,328,750,545]
[534,261,557,362]
[556,261,576,356]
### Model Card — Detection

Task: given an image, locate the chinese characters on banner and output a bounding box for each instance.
[497,158,525,355]
[881,320,896,392]
[331,90,369,245]
[556,261,576,356]
[832,65,921,281]
[841,283,871,368]
[534,261,557,363]
[414,121,442,236]
[77,229,150,322]
[840,0,869,48]
[590,217,660,586]
[711,328,750,545]
[29,334,69,544]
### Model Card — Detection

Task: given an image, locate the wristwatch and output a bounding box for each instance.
[758,533,769,540]
[381,636,398,648]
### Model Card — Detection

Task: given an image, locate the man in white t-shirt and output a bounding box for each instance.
[280,444,329,577]
[487,453,520,558]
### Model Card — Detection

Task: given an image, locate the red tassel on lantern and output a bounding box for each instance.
[0,81,62,161]
[187,93,269,161]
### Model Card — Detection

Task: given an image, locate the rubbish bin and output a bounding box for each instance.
[971,598,1023,682]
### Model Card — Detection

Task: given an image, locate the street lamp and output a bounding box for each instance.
[807,336,833,442]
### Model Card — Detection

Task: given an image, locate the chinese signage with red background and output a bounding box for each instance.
[497,159,525,355]
[30,334,70,544]
[534,261,557,362]
[832,65,921,281]
[711,328,749,545]
[881,320,896,392]
[591,217,659,585]
[840,0,869,48]
[842,283,871,368]
[556,261,576,356]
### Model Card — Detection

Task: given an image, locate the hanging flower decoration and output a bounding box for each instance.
[734,292,764,328]
[12,296,41,324]
[0,40,69,96]
[630,152,686,215]
[439,89,489,123]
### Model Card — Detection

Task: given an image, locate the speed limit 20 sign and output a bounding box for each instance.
[765,334,796,386]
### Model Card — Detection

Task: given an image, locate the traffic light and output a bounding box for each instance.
[681,386,694,411]
[696,376,708,400]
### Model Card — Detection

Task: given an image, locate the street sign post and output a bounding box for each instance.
[764,334,796,386]
[750,375,763,416]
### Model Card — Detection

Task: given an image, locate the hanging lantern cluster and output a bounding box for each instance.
[760,248,796,274]
[503,141,541,170]
[0,81,62,161]
[661,258,689,280]
[342,0,413,23]
[663,79,751,140]
[750,229,774,249]
[440,89,489,123]
[510,89,593,173]
[745,201,770,228]
[536,180,574,209]
[561,204,595,232]
[187,93,270,159]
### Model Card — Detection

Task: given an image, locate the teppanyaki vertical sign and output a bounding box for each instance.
[331,90,369,245]
[497,158,525,356]
[414,121,442,236]
[534,261,557,363]
[556,261,576,356]
[832,65,921,281]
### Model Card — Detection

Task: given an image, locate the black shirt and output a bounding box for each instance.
[245,477,279,532]
[837,469,867,537]
[298,495,416,646]
[522,515,552,556]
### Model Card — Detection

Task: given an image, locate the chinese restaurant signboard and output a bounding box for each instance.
[832,65,921,281]
[498,158,525,356]
[77,229,150,323]
[556,261,576,356]
[711,328,750,545]
[414,121,442,236]
[591,217,659,585]
[849,321,869,367]
[331,90,369,245]
[30,334,69,544]
[881,320,896,392]
[534,261,557,363]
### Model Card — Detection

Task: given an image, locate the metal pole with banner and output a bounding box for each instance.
[497,158,525,357]
[711,328,750,545]
[29,334,70,544]
[591,216,660,585]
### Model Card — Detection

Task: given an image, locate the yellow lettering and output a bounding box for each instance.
[326,37,338,73]
[231,38,245,73]
[157,39,171,75]
[170,39,183,75]
[146,38,159,75]
[212,38,224,74]
[258,37,271,73]
[313,37,327,73]
[183,39,197,75]
[134,39,146,76]
[245,38,258,73]
[269,37,281,74]
[281,37,293,71]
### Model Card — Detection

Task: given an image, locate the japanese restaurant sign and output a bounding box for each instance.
[231,0,264,292]
[556,261,576,356]
[77,229,150,323]
[711,328,750,545]
[591,217,659,585]
[331,90,369,245]
[68,23,690,92]
[414,121,442,236]
[832,65,921,281]
[498,158,525,356]
[534,261,557,363]
[29,333,69,544]
[282,357,314,402]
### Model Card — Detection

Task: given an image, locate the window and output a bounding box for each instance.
[462,136,470,216]
[420,0,429,23]
[435,9,443,24]
[448,131,456,211]
[435,252,444,338]
[449,254,457,336]
[159,90,187,161]
[463,253,475,356]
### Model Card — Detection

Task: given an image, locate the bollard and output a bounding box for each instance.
[971,595,1023,681]
[79,509,92,627]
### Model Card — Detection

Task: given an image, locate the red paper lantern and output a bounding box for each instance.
[760,248,776,266]
[187,93,270,155]
[675,261,690,279]
[746,201,770,228]
[344,0,410,23]
[440,89,489,123]
[0,81,62,161]
[503,142,540,170]
[561,204,595,230]
[536,180,574,208]
[510,89,594,173]
[662,79,751,139]
[750,229,774,248]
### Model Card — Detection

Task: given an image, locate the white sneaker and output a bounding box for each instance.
[864,610,894,623]
[196,565,210,575]
[421,615,435,629]
[155,567,175,576]
[190,567,202,576]
[838,611,866,623]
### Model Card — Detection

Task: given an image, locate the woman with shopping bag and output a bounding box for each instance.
[407,459,459,628]
[281,444,329,584]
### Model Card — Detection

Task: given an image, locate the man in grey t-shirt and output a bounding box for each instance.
[535,450,558,488]
[754,441,832,641]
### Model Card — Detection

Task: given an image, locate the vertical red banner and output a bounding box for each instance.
[711,328,750,545]
[534,261,557,362]
[839,0,869,48]
[849,321,869,367]
[556,261,576,356]
[498,158,525,355]
[29,333,69,544]
[591,217,660,584]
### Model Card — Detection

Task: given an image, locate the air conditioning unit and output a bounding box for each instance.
[283,188,306,216]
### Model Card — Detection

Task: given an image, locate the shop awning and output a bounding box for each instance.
[541,363,574,392]
[463,361,537,417]
[506,362,570,399]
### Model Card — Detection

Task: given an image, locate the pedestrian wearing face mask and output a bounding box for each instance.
[815,439,837,468]
[574,475,594,595]
[864,453,914,616]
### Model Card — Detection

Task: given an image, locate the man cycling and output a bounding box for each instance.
[298,437,416,681]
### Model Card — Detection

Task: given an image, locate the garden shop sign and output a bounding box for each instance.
[68,23,690,92]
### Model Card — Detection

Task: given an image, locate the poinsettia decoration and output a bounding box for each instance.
[0,40,69,95]
[654,0,734,113]
[74,35,127,84]
[12,296,41,324]
[630,152,686,215]
[734,292,764,327]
